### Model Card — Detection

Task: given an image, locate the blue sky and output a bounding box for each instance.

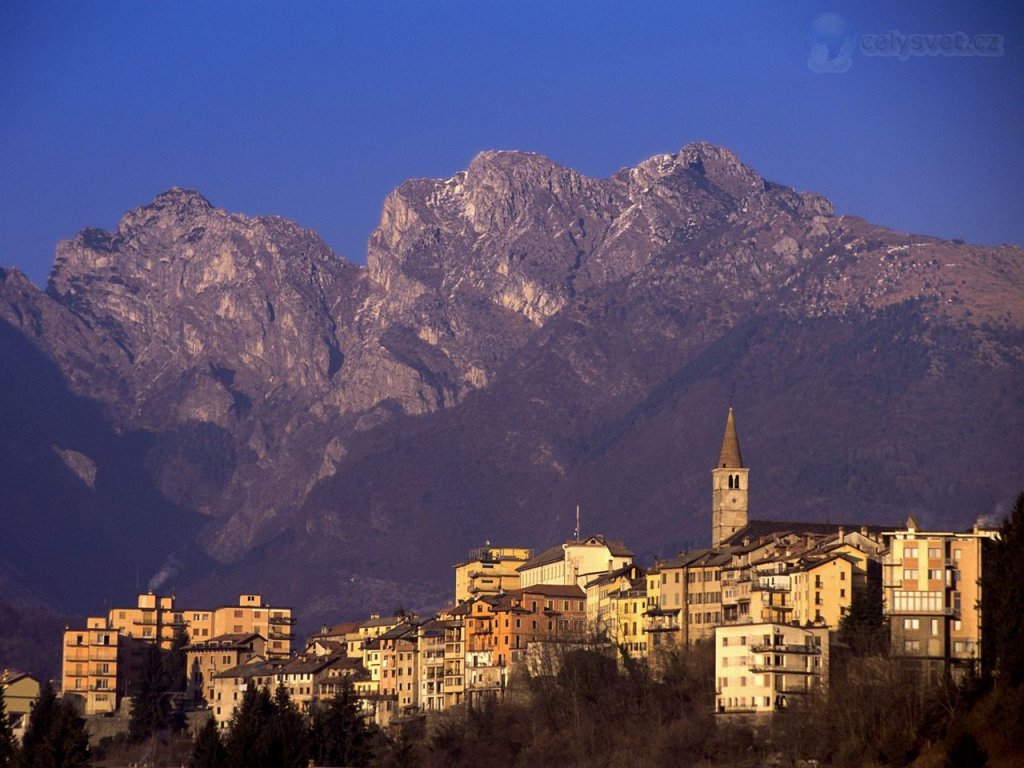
[2,1,1021,285]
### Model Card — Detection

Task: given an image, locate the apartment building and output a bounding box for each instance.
[715,622,829,716]
[883,517,998,681]
[441,607,468,708]
[454,546,533,603]
[417,620,449,712]
[186,594,295,659]
[61,617,148,715]
[185,633,265,706]
[107,592,184,650]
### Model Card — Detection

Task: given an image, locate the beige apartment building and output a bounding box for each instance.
[715,622,829,716]
[883,517,998,681]
[454,546,533,603]
[107,592,184,650]
[62,590,295,715]
[187,594,295,658]
[62,617,148,715]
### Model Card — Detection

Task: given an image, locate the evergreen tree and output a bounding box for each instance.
[162,626,190,694]
[310,680,376,767]
[188,717,226,768]
[18,680,58,768]
[225,684,274,768]
[985,492,1024,686]
[0,686,16,768]
[40,703,90,768]
[129,643,170,741]
[18,683,90,768]
[265,684,308,768]
[838,565,887,656]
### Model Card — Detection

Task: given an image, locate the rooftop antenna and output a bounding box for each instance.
[575,504,581,541]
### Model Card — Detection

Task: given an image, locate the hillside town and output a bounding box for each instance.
[2,410,1001,744]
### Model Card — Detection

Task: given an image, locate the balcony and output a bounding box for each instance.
[268,614,296,625]
[749,664,817,675]
[750,643,820,655]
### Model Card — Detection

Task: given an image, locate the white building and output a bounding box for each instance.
[517,535,634,589]
[715,622,828,715]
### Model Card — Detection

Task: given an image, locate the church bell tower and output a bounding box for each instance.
[711,407,748,548]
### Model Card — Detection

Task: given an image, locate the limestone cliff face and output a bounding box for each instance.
[1,143,1022,633]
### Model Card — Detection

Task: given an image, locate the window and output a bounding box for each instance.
[904,546,918,559]
[928,569,943,581]
[904,640,920,653]
[931,619,939,635]
[904,618,919,630]
[903,569,918,580]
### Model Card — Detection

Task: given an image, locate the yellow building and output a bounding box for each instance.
[61,617,148,715]
[585,564,644,640]
[188,594,295,659]
[883,517,998,681]
[103,591,295,657]
[441,607,468,708]
[615,579,648,659]
[1,669,40,737]
[107,593,184,650]
[659,550,729,645]
[185,633,265,706]
[211,658,283,729]
[417,620,449,712]
[454,546,533,603]
[790,553,858,628]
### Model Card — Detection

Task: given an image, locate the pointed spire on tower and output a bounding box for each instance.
[718,407,743,469]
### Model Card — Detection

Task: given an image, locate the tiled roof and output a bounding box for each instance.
[723,519,893,546]
[319,620,362,637]
[515,584,586,599]
[213,657,284,680]
[517,544,564,572]
[717,407,743,469]
[186,632,263,651]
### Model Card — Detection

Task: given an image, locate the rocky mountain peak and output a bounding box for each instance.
[2,143,1021,646]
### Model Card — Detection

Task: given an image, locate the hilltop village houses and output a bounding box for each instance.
[50,408,1000,730]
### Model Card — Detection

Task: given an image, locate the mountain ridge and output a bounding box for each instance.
[1,143,1022,672]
